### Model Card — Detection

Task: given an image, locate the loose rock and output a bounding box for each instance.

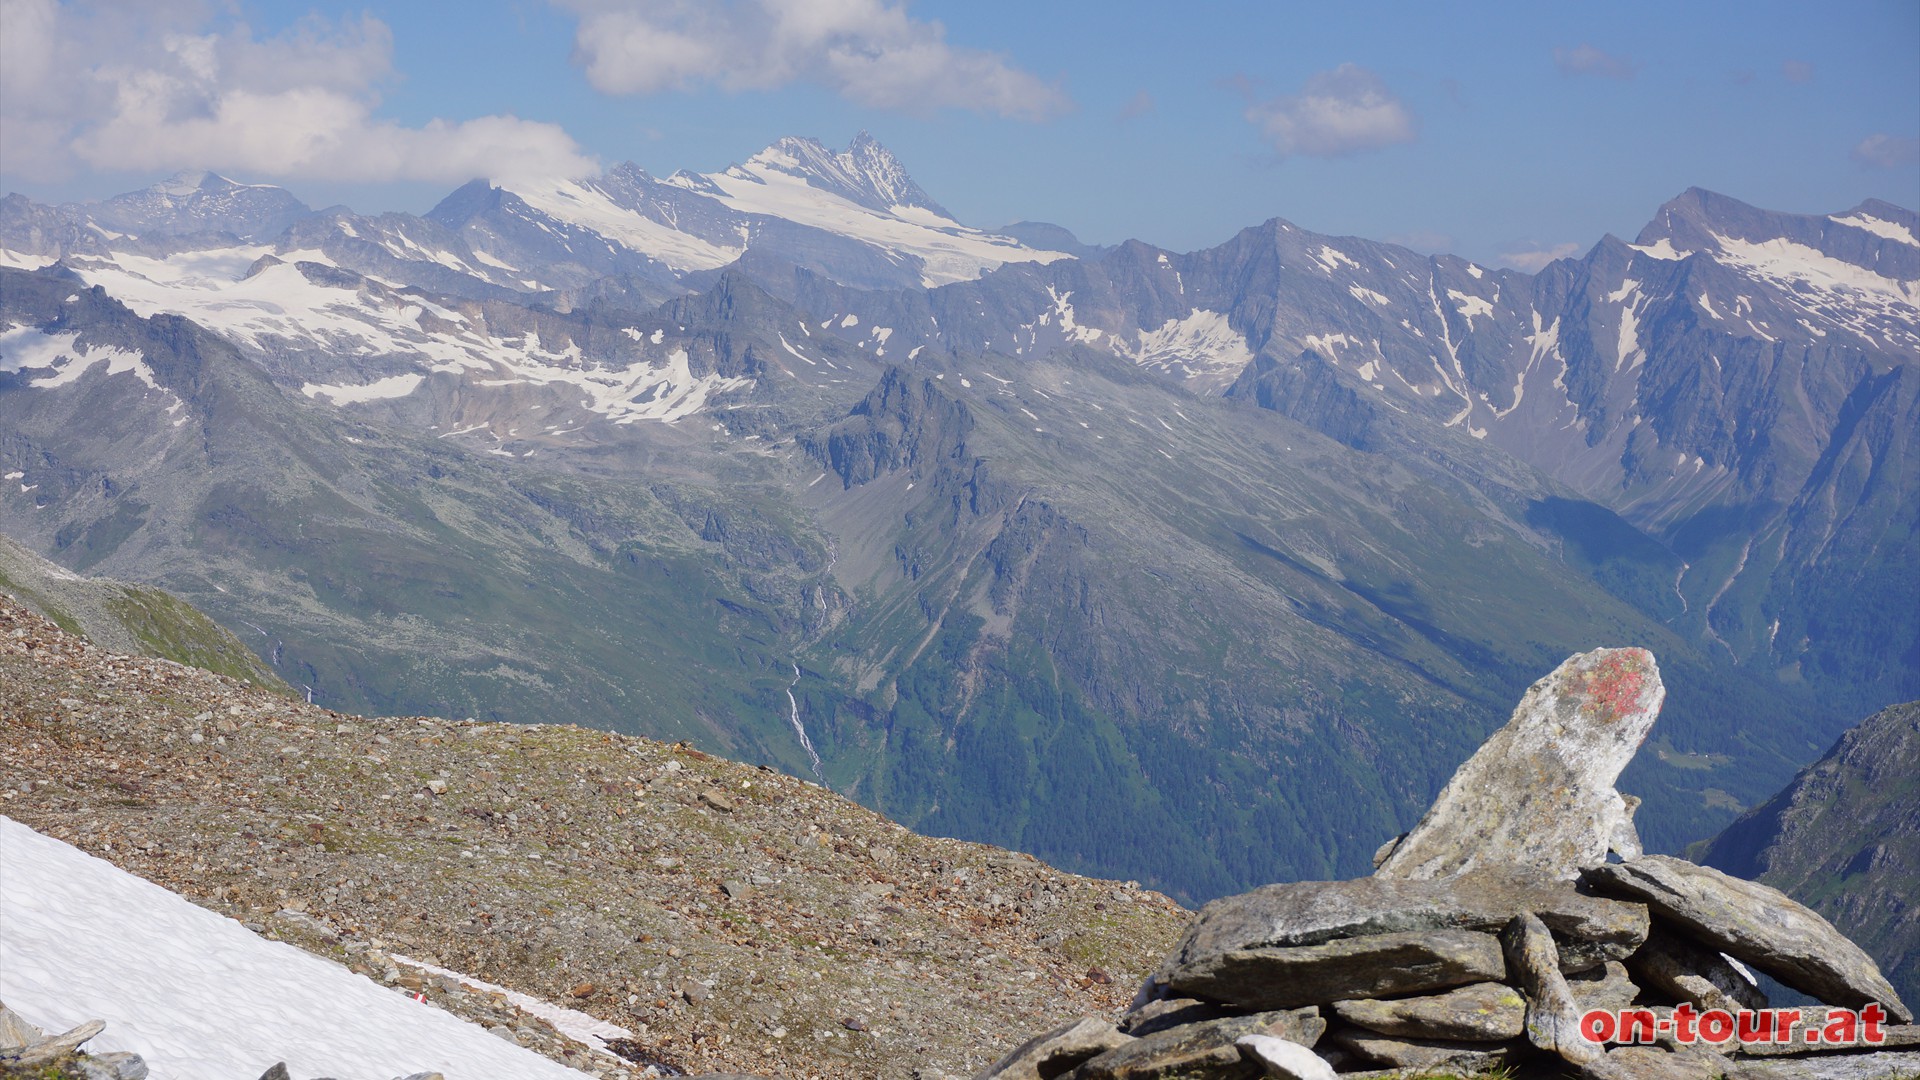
[976,1017,1132,1080]
[1233,1035,1335,1080]
[1323,1028,1526,1073]
[1328,981,1524,1041]
[1586,856,1912,1022]
[1628,925,1768,1013]
[1162,930,1505,1011]
[1147,865,1645,989]
[1067,1010,1323,1080]
[1503,912,1601,1065]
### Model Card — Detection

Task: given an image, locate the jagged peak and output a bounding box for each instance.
[740,132,952,219]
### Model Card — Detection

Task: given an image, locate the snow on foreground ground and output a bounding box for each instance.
[0,815,592,1080]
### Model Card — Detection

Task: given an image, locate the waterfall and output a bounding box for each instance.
[785,662,824,784]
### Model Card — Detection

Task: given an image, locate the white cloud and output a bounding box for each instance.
[1496,242,1582,273]
[555,0,1069,120]
[1119,90,1155,121]
[1781,59,1814,84]
[1851,133,1920,169]
[1244,63,1416,159]
[1553,44,1640,80]
[0,0,595,185]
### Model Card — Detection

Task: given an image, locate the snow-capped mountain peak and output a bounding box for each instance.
[71,171,312,243]
[735,133,949,218]
[474,133,1070,288]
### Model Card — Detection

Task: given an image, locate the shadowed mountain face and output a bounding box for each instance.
[1694,700,1920,1011]
[2,145,1913,902]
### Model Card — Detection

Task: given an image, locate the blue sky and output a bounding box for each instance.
[3,0,1916,267]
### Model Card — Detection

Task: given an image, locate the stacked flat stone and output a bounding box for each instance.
[978,649,1918,1080]
[0,1003,147,1079]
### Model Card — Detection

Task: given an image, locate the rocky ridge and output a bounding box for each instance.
[0,593,1187,1078]
[984,649,1917,1080]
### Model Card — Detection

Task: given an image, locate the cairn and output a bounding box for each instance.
[0,1003,146,1079]
[980,648,1917,1080]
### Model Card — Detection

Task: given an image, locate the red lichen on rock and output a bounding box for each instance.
[1581,650,1648,722]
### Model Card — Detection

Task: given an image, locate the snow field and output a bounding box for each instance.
[0,816,591,1080]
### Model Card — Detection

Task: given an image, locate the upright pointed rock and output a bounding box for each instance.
[1376,647,1664,881]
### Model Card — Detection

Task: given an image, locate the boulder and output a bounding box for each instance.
[1066,1010,1323,1080]
[978,1018,1132,1080]
[1162,929,1504,1011]
[1144,865,1646,995]
[1234,1035,1336,1080]
[1120,998,1237,1038]
[1568,960,1640,1013]
[1627,925,1768,1013]
[85,1051,149,1079]
[1376,647,1663,881]
[1504,912,1603,1066]
[0,1003,43,1049]
[1329,981,1525,1041]
[1323,1028,1527,1073]
[1586,856,1912,1022]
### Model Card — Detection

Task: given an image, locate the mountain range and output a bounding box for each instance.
[2,133,1914,903]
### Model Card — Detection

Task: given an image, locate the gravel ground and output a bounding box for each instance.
[0,595,1189,1078]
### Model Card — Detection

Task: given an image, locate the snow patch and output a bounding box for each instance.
[1303,332,1355,357]
[0,815,590,1080]
[1710,232,1920,347]
[1607,278,1641,303]
[778,332,816,365]
[391,955,632,1059]
[469,248,518,271]
[1446,289,1495,329]
[0,326,177,408]
[1630,238,1688,260]
[1312,246,1360,273]
[301,373,425,404]
[1118,309,1254,388]
[506,177,742,272]
[1831,213,1920,248]
[0,248,58,270]
[694,156,1070,286]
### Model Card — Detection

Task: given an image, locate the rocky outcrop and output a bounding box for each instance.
[983,648,1914,1079]
[1375,647,1662,881]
